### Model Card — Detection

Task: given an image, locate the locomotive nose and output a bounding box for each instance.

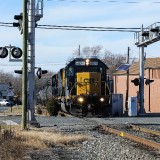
[76,72,101,96]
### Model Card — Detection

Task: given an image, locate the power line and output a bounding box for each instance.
[0,62,65,67]
[46,0,160,3]
[38,24,140,32]
[0,22,13,28]
[36,62,65,65]
[38,24,140,29]
[37,26,137,32]
[0,24,13,28]
[0,22,140,32]
[0,22,12,25]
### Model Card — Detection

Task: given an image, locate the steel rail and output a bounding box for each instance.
[130,124,160,136]
[58,111,74,117]
[100,124,160,150]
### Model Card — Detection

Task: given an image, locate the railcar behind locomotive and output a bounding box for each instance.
[50,56,112,116]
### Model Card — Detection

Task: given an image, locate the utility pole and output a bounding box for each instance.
[139,25,145,113]
[125,47,130,112]
[22,0,28,130]
[78,45,80,56]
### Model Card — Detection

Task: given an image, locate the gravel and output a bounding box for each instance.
[0,115,160,160]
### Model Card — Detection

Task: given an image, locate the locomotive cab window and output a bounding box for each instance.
[99,67,106,79]
[76,66,98,72]
[67,67,74,77]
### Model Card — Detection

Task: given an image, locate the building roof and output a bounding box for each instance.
[114,57,160,75]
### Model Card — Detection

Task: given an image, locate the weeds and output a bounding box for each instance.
[0,125,26,160]
[0,125,91,160]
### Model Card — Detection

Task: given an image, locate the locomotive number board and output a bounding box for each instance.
[75,61,98,66]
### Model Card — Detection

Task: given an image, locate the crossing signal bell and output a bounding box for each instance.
[131,78,140,86]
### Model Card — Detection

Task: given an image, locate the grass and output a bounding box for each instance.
[0,105,45,116]
[0,125,25,160]
[0,125,91,160]
[19,129,90,147]
[0,105,22,116]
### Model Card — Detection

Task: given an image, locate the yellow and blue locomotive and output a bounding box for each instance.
[52,56,111,116]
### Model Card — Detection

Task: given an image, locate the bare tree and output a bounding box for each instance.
[73,45,103,58]
[90,45,103,56]
[102,50,127,75]
[82,46,91,57]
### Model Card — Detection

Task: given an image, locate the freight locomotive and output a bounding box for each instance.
[37,56,113,116]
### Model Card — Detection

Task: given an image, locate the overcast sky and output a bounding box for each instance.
[0,0,160,74]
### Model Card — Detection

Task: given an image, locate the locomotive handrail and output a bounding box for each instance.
[104,81,111,95]
[69,82,76,96]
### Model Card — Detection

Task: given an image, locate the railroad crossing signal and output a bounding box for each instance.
[11,47,22,59]
[131,78,154,86]
[36,67,48,79]
[12,0,44,129]
[131,78,140,86]
[135,22,160,47]
[14,70,22,74]
[134,23,160,114]
[0,46,22,59]
[37,68,42,79]
[145,79,154,85]
[0,47,8,58]
[13,13,23,34]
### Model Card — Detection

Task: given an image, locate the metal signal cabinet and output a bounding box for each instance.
[128,96,137,116]
[111,94,123,116]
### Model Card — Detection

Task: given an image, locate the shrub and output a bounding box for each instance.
[36,106,42,115]
[46,99,60,116]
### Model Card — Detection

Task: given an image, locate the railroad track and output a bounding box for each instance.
[130,124,160,136]
[100,124,160,150]
[58,111,74,117]
[57,114,160,151]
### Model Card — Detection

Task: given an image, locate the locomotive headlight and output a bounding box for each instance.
[78,97,84,103]
[100,97,104,102]
[86,59,90,65]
